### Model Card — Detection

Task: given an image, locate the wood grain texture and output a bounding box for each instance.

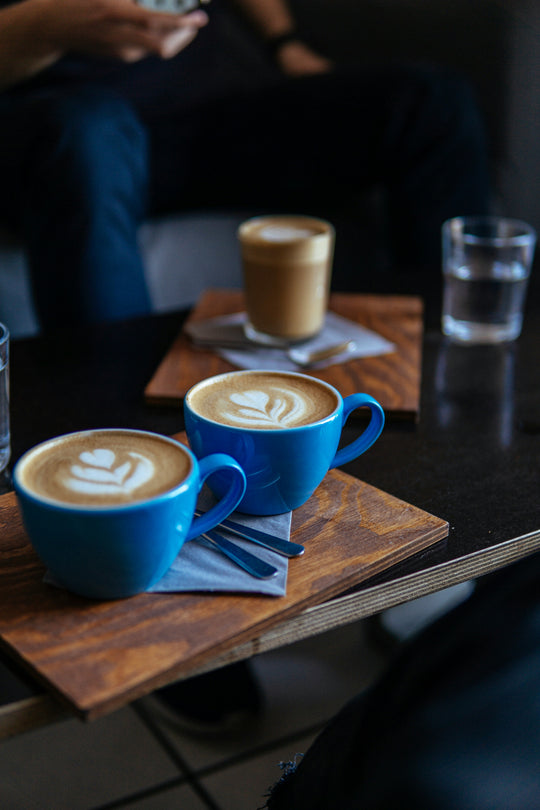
[144,290,423,419]
[0,468,447,720]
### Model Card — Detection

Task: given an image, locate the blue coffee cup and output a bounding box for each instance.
[13,429,246,599]
[184,370,385,515]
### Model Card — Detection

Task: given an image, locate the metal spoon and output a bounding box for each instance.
[189,336,357,367]
[195,511,304,557]
[287,340,358,368]
[201,530,278,579]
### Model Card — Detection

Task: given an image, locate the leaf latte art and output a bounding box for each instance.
[188,372,339,430]
[225,388,307,428]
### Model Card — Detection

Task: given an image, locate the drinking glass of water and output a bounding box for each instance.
[0,323,9,473]
[442,216,536,344]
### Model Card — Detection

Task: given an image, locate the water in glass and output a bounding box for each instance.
[442,259,529,343]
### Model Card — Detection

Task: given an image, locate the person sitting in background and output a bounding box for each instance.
[0,0,490,332]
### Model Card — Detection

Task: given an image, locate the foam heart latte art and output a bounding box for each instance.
[16,430,191,506]
[68,448,154,496]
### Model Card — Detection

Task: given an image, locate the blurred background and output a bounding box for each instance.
[235,0,540,234]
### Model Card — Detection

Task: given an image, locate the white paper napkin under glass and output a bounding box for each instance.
[185,311,395,371]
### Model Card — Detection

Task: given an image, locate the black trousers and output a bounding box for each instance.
[0,53,489,330]
[265,551,540,810]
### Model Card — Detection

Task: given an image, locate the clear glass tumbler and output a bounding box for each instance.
[442,216,537,344]
[0,323,9,472]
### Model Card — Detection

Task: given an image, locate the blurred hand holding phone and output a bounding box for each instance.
[136,0,206,14]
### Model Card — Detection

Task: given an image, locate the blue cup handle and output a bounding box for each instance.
[186,453,247,541]
[330,394,385,469]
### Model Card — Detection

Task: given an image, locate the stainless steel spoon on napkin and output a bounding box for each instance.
[201,531,278,579]
[195,511,304,557]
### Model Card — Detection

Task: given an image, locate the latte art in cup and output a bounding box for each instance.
[14,427,247,598]
[187,371,338,429]
[17,429,191,506]
[184,369,385,515]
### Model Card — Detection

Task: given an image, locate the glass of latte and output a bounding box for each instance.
[184,370,385,515]
[13,429,246,599]
[237,215,335,346]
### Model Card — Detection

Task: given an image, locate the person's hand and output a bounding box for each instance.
[274,40,332,77]
[35,0,209,62]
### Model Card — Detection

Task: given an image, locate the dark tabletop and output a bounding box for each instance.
[1,270,539,702]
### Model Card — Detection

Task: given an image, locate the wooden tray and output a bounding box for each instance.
[145,289,424,420]
[0,464,447,721]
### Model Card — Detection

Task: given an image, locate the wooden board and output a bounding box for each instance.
[0,464,447,721]
[145,290,423,420]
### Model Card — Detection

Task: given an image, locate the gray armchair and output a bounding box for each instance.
[0,212,251,337]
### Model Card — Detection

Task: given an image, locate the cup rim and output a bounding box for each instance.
[0,322,9,347]
[443,215,537,247]
[185,369,342,432]
[13,428,194,512]
[237,214,335,244]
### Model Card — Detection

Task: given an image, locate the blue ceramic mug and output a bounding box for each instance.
[13,428,246,599]
[184,370,385,515]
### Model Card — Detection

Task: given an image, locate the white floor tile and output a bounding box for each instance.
[1,779,44,810]
[149,621,388,772]
[0,620,390,810]
[119,783,210,809]
[380,581,476,640]
[0,706,181,810]
[201,733,317,810]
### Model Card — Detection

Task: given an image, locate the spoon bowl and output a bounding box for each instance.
[286,340,357,367]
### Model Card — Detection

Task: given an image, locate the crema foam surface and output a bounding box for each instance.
[257,225,318,242]
[189,372,337,429]
[19,430,191,506]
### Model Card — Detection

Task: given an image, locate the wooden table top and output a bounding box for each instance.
[145,289,424,420]
[0,464,447,720]
[2,276,540,733]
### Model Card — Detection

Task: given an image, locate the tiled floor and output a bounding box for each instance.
[0,621,390,810]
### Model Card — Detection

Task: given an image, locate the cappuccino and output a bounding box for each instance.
[187,371,338,430]
[244,221,323,245]
[17,429,191,507]
[238,215,334,345]
[185,370,385,515]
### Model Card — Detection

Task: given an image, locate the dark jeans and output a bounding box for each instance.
[265,551,540,810]
[0,60,489,330]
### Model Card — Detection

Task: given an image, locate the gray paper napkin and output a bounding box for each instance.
[185,311,395,371]
[148,493,291,597]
